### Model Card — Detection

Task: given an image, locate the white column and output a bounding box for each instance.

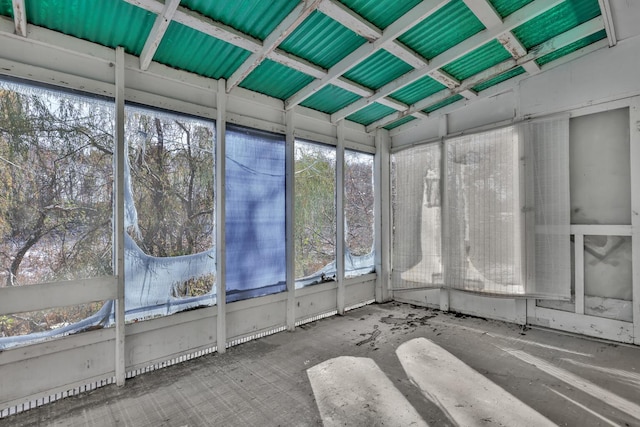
[114,46,126,386]
[574,234,585,315]
[216,79,227,353]
[630,98,640,345]
[336,120,346,314]
[285,109,296,330]
[439,115,450,312]
[375,129,391,302]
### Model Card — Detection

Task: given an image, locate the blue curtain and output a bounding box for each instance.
[225,124,286,302]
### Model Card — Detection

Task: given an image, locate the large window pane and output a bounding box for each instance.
[0,78,113,345]
[125,106,215,321]
[345,150,374,278]
[225,124,286,302]
[295,140,336,287]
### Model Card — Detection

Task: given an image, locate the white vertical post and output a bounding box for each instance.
[216,79,227,353]
[630,99,640,345]
[114,46,126,386]
[439,115,450,312]
[336,120,346,314]
[285,109,296,330]
[522,123,537,320]
[515,124,527,324]
[375,129,391,302]
[574,233,585,315]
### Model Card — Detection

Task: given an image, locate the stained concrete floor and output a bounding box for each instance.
[2,302,640,426]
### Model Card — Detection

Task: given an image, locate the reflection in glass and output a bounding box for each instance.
[124,106,216,320]
[295,140,336,287]
[345,150,375,278]
[0,79,114,347]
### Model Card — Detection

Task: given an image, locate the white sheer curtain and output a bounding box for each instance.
[444,127,524,295]
[391,117,570,299]
[392,143,443,289]
[522,117,571,298]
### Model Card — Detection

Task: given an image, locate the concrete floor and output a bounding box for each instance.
[2,302,639,426]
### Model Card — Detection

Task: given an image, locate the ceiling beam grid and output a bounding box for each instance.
[284,0,452,109]
[226,0,323,93]
[366,16,605,131]
[331,0,567,123]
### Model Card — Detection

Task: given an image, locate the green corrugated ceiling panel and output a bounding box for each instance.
[512,0,602,49]
[0,0,12,17]
[154,22,251,80]
[488,0,533,18]
[300,85,361,114]
[442,40,512,82]
[536,29,606,66]
[343,50,413,91]
[24,0,154,56]
[338,0,422,30]
[240,60,314,100]
[423,94,464,114]
[398,0,485,61]
[346,103,397,126]
[279,11,367,69]
[389,75,446,105]
[384,116,416,130]
[472,67,526,92]
[180,0,297,40]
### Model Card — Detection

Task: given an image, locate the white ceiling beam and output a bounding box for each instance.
[123,0,375,100]
[497,32,527,58]
[466,0,542,75]
[123,0,262,52]
[367,16,604,131]
[269,49,326,79]
[517,16,604,62]
[320,0,433,72]
[521,61,541,75]
[285,0,451,108]
[412,111,430,120]
[11,0,27,37]
[383,42,427,68]
[597,0,617,46]
[226,0,322,92]
[460,89,478,99]
[497,32,541,73]
[366,60,516,131]
[430,69,460,89]
[318,0,381,41]
[391,38,610,135]
[462,0,502,28]
[378,97,409,111]
[332,0,566,123]
[139,0,181,71]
